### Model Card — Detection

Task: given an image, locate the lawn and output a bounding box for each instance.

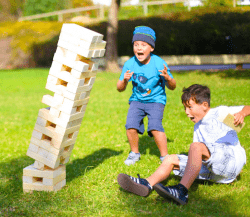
[0,68,249,216]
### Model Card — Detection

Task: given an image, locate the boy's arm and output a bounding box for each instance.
[234,105,250,126]
[159,64,176,90]
[117,70,134,92]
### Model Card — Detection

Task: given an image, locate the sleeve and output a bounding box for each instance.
[218,106,245,121]
[227,106,245,114]
[119,59,133,81]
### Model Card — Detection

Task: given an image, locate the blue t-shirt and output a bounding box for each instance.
[119,54,173,105]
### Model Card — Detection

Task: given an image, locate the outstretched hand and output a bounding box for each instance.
[159,64,171,81]
[124,70,134,81]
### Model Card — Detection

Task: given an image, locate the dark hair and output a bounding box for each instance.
[182,84,210,106]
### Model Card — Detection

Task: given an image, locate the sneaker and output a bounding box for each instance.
[154,183,188,205]
[117,173,153,197]
[124,151,140,166]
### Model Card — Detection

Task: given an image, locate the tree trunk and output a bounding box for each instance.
[105,0,121,73]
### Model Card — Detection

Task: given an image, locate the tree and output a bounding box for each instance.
[106,0,121,73]
[0,0,25,21]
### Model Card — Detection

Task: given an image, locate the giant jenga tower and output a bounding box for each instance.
[23,24,106,192]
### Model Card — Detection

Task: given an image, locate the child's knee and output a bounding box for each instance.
[162,154,179,166]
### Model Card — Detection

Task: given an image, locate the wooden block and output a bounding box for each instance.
[59,32,106,50]
[30,137,60,155]
[61,23,103,43]
[27,140,75,168]
[34,161,45,170]
[38,107,85,128]
[23,178,66,192]
[49,107,61,118]
[26,149,60,168]
[28,143,39,153]
[23,164,65,179]
[43,171,66,186]
[31,128,77,150]
[37,147,49,158]
[222,113,245,133]
[58,40,93,58]
[23,176,37,184]
[51,59,98,79]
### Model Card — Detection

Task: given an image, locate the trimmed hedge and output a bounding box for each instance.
[1,7,250,68]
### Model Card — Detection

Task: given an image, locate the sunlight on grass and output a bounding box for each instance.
[0,69,249,216]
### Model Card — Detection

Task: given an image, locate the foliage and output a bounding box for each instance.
[2,7,250,67]
[0,69,249,216]
[202,0,233,7]
[72,0,94,8]
[23,0,69,20]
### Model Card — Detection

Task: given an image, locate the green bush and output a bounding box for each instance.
[23,0,67,20]
[1,7,250,68]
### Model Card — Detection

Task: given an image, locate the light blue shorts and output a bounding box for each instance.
[173,143,246,183]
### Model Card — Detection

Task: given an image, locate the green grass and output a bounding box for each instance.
[0,68,250,216]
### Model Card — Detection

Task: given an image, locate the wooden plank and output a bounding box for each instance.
[38,107,84,128]
[59,32,106,50]
[23,179,66,192]
[46,82,92,101]
[23,164,66,179]
[43,171,66,186]
[61,23,103,43]
[222,113,245,133]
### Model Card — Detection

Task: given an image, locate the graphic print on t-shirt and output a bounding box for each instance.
[133,73,158,97]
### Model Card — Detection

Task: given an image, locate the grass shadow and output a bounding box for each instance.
[66,148,123,182]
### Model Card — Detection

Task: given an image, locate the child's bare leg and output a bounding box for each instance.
[146,154,180,186]
[126,128,139,153]
[180,142,210,189]
[150,130,168,157]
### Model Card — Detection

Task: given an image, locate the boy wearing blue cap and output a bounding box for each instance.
[117,26,176,166]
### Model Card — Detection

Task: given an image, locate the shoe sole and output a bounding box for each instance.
[154,184,187,205]
[117,173,150,197]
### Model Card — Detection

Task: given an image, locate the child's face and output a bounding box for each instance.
[183,99,210,123]
[133,41,154,64]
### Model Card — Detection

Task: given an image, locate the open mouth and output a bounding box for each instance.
[137,52,144,57]
[189,116,195,121]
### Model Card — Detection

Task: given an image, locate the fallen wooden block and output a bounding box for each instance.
[222,113,245,133]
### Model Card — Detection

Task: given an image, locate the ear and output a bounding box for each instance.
[202,101,210,110]
[151,46,154,52]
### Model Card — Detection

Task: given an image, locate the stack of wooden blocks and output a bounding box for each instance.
[23,24,106,192]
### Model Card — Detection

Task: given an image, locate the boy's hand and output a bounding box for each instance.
[159,64,171,81]
[124,70,134,82]
[234,111,245,126]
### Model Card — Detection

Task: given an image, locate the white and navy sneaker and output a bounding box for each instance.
[117,173,153,197]
[124,151,140,166]
[154,183,188,205]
